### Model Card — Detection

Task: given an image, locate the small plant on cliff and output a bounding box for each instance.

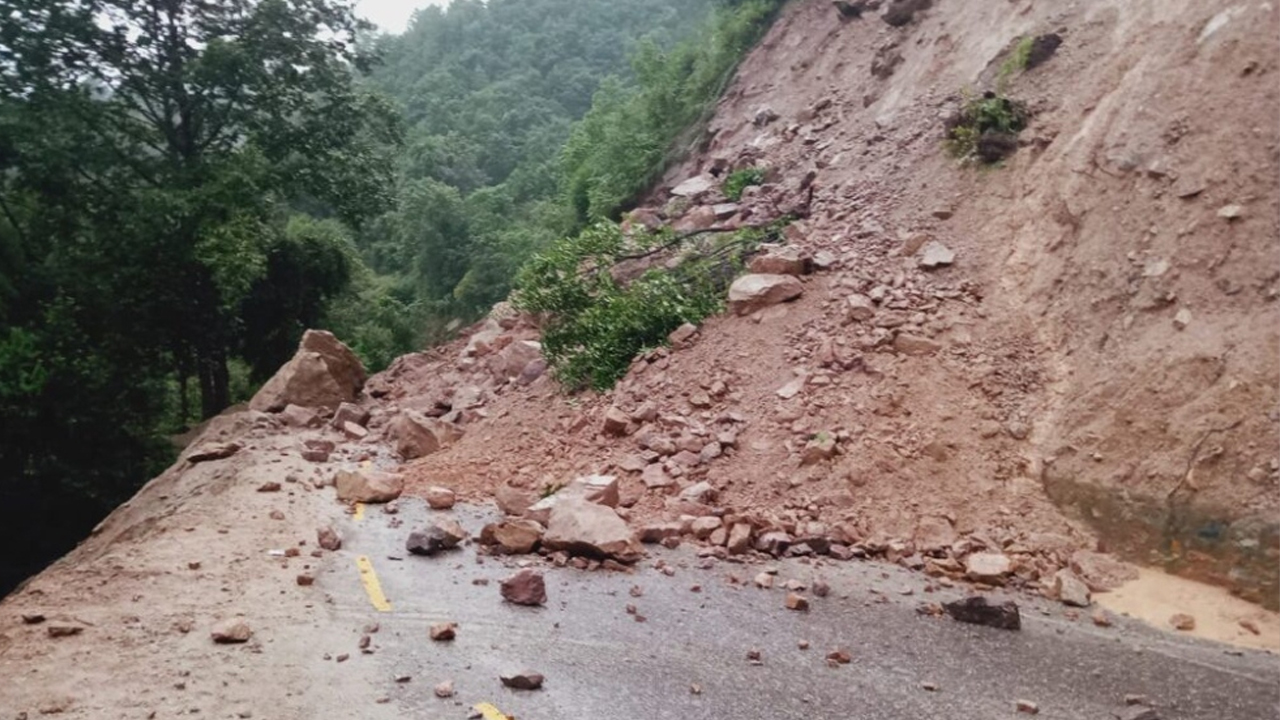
[998,36,1035,86]
[514,219,786,391]
[944,89,1029,164]
[722,167,767,201]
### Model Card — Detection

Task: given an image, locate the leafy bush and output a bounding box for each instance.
[514,220,784,390]
[999,36,1035,84]
[944,90,1029,163]
[723,167,766,201]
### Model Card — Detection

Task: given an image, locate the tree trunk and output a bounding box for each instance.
[196,351,229,420]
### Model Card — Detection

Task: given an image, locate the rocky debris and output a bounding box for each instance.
[249,330,365,412]
[296,573,315,586]
[753,106,780,127]
[331,402,370,429]
[525,475,621,524]
[1217,204,1244,220]
[1091,609,1113,627]
[1239,618,1261,635]
[639,521,682,544]
[726,523,753,554]
[800,433,837,465]
[754,530,792,557]
[1172,307,1193,330]
[387,410,460,460]
[501,569,547,606]
[826,649,852,665]
[495,484,537,516]
[913,517,957,554]
[490,339,543,382]
[1070,551,1139,592]
[479,519,544,554]
[1016,700,1040,715]
[300,439,334,463]
[500,672,545,691]
[870,43,904,80]
[728,274,803,315]
[832,0,869,19]
[917,240,955,269]
[1169,613,1196,631]
[256,481,281,493]
[187,441,241,464]
[46,622,84,638]
[281,403,322,428]
[882,0,929,27]
[812,579,831,598]
[602,406,632,436]
[1053,569,1092,607]
[669,322,699,348]
[785,593,810,611]
[406,520,468,556]
[675,205,718,232]
[679,481,717,504]
[754,572,774,589]
[845,293,876,322]
[429,622,457,641]
[893,333,943,356]
[334,468,404,504]
[542,496,643,563]
[748,246,813,276]
[1122,708,1161,720]
[943,596,1021,630]
[425,486,457,510]
[312,527,342,554]
[21,612,45,624]
[434,680,455,699]
[690,516,722,539]
[964,552,1012,584]
[210,619,253,644]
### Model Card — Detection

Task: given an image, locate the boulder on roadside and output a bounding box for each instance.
[249,330,366,412]
[728,274,803,315]
[524,475,620,524]
[331,402,370,429]
[726,523,753,555]
[425,486,457,510]
[281,404,323,428]
[495,484,537,517]
[500,569,547,606]
[542,496,643,563]
[479,519,545,554]
[406,519,468,556]
[943,596,1021,630]
[965,552,1012,584]
[491,340,543,382]
[1053,569,1092,607]
[334,468,404,504]
[386,410,461,460]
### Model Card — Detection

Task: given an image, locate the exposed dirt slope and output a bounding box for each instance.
[387,0,1279,605]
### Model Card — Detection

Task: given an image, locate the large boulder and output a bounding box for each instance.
[490,340,543,382]
[524,475,620,525]
[541,496,643,563]
[387,410,462,460]
[249,330,365,412]
[334,468,404,504]
[727,274,803,315]
[479,519,545,555]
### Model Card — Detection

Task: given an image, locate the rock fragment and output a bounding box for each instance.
[728,274,803,315]
[1169,613,1196,631]
[942,596,1021,630]
[429,622,457,641]
[406,520,467,556]
[500,672,545,691]
[211,619,253,644]
[785,593,810,611]
[317,525,343,551]
[501,569,547,606]
[1016,700,1039,714]
[917,240,955,269]
[964,552,1012,584]
[425,486,457,510]
[1053,569,1092,607]
[434,680,455,698]
[334,468,404,504]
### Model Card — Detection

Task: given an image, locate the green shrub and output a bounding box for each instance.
[999,36,1035,85]
[944,90,1029,163]
[514,220,785,390]
[722,167,766,201]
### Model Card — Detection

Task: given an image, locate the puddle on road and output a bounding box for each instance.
[1096,567,1280,652]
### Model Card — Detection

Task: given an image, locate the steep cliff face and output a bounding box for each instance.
[647,0,1278,602]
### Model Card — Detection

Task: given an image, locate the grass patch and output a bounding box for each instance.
[944,90,1029,164]
[722,167,766,201]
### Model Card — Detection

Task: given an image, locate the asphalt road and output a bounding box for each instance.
[315,498,1280,720]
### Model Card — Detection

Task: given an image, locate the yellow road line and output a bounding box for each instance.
[472,703,510,720]
[353,502,365,521]
[355,555,391,612]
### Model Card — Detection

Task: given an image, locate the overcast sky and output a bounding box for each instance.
[356,0,450,34]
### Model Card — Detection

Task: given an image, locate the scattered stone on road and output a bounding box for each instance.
[754,572,774,589]
[943,596,1021,630]
[1169,613,1196,631]
[541,495,643,563]
[812,579,831,598]
[1092,609,1112,627]
[334,468,404,504]
[500,672,545,691]
[429,622,457,641]
[406,520,467,556]
[296,573,315,586]
[434,679,455,698]
[1123,707,1162,720]
[257,481,281,493]
[425,486,457,510]
[501,569,547,606]
[479,519,545,554]
[785,593,810,611]
[210,619,252,644]
[826,649,851,665]
[1016,699,1040,714]
[317,524,342,551]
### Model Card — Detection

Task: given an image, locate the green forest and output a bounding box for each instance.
[0,0,783,595]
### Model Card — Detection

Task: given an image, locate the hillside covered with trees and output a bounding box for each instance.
[0,0,783,596]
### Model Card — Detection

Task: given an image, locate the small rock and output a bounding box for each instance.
[1123,708,1162,720]
[1217,204,1244,220]
[943,596,1021,630]
[479,519,545,554]
[746,648,762,661]
[429,622,457,641]
[800,433,837,465]
[1169,613,1196,631]
[425,486,456,510]
[500,672,545,691]
[317,525,342,551]
[812,580,831,598]
[726,523,753,555]
[405,520,468,556]
[917,241,955,269]
[1016,700,1039,714]
[188,441,241,463]
[21,613,46,624]
[501,569,547,606]
[690,516,723,539]
[1053,569,1092,607]
[754,572,774,589]
[728,274,804,316]
[1091,609,1112,627]
[826,649,851,664]
[1239,619,1261,635]
[269,509,286,521]
[964,553,1012,584]
[1172,308,1193,330]
[296,573,315,586]
[495,484,537,516]
[334,468,404,504]
[434,680,455,698]
[920,682,938,692]
[669,323,699,346]
[45,623,84,638]
[893,333,943,356]
[257,481,281,493]
[210,619,252,644]
[845,294,876,322]
[602,406,631,436]
[785,593,810,611]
